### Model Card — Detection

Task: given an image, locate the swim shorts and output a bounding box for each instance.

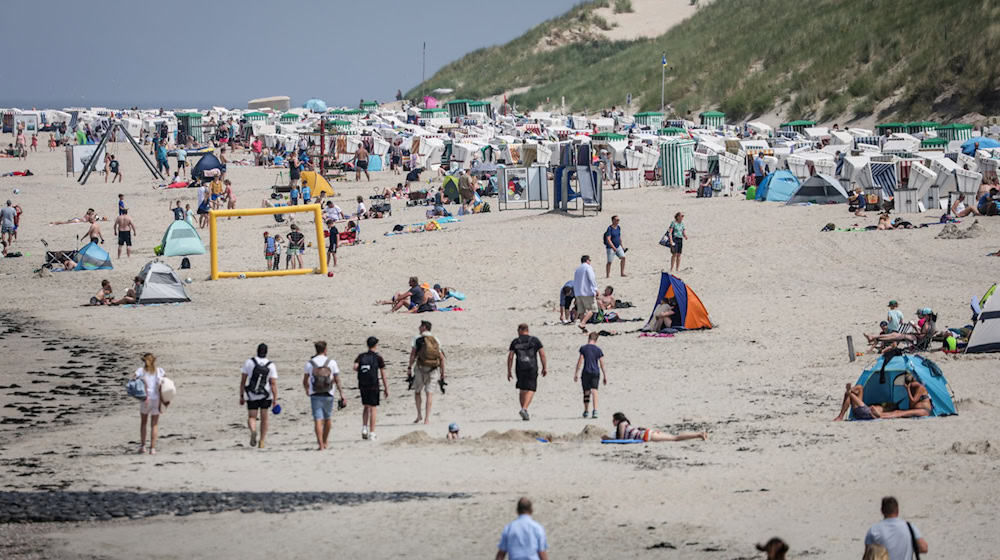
[118,231,132,246]
[852,405,875,420]
[247,398,272,410]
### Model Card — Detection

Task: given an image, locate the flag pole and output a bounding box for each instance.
[660,52,666,113]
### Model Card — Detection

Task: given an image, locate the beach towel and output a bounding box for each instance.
[437,306,465,312]
[639,332,675,338]
[601,439,644,444]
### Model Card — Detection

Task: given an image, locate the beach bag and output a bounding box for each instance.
[246,358,271,396]
[417,336,442,369]
[126,378,147,400]
[311,358,334,393]
[658,231,672,247]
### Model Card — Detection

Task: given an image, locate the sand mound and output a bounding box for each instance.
[936,220,982,239]
[390,431,433,445]
[949,440,998,456]
[480,429,557,443]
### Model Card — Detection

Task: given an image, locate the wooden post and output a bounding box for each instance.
[847,335,856,362]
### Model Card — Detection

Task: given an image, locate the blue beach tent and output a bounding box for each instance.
[853,354,956,418]
[755,170,801,202]
[960,136,1000,155]
[73,241,113,271]
[191,153,223,181]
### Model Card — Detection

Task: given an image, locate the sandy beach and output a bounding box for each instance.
[1,144,999,559]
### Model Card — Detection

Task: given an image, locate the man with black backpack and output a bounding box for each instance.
[302,341,345,450]
[240,343,278,449]
[354,336,389,441]
[407,320,446,424]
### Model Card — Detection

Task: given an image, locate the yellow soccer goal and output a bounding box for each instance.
[209,204,327,280]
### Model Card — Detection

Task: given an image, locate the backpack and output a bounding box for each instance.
[126,377,147,400]
[357,352,380,388]
[311,357,334,393]
[245,358,271,396]
[417,335,441,369]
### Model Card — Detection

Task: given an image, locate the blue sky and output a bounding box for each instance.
[0,0,580,109]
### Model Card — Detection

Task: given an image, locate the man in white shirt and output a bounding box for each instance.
[573,255,598,331]
[864,496,928,560]
[324,201,344,222]
[240,343,278,449]
[302,341,345,450]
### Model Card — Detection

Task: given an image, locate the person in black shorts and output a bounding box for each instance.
[507,324,547,421]
[354,336,388,441]
[240,343,278,449]
[574,332,607,419]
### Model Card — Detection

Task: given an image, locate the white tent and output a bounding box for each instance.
[786,174,849,204]
[136,261,190,304]
[967,286,1000,353]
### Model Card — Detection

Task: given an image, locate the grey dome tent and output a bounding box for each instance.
[136,261,191,304]
[786,174,849,204]
[967,284,1000,353]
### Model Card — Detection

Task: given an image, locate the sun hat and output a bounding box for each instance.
[448,423,459,433]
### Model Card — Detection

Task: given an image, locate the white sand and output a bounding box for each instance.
[594,0,707,42]
[1,143,999,558]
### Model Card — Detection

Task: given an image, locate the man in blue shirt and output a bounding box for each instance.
[496,498,548,560]
[753,153,765,184]
[604,215,626,278]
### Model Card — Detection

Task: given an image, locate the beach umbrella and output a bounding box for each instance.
[961,136,1000,155]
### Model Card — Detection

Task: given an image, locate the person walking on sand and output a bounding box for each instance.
[113,209,136,258]
[84,213,105,245]
[1,200,17,246]
[353,144,370,181]
[573,255,598,332]
[303,341,345,451]
[109,155,122,183]
[240,343,278,449]
[604,215,626,278]
[354,336,388,441]
[864,497,928,560]
[668,212,688,272]
[507,324,547,421]
[496,498,549,560]
[134,353,169,454]
[574,332,607,419]
[407,320,445,424]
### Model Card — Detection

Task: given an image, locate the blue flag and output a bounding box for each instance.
[662,54,667,67]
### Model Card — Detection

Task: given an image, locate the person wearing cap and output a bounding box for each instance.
[447,423,460,440]
[886,300,903,333]
[354,336,388,441]
[865,308,937,352]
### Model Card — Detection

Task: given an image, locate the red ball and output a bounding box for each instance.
[327,272,334,277]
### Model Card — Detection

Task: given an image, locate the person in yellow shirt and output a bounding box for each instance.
[210,177,224,209]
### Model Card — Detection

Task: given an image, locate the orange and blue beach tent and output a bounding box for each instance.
[642,273,712,330]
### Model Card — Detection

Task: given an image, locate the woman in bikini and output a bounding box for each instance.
[879,374,933,419]
[603,412,707,443]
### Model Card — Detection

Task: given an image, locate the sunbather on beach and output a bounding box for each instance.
[50,214,108,225]
[833,383,882,421]
[865,309,936,349]
[597,286,616,311]
[603,412,707,442]
[642,298,676,332]
[950,193,979,218]
[377,276,424,312]
[94,279,115,305]
[876,213,894,230]
[878,374,932,419]
[115,276,144,305]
